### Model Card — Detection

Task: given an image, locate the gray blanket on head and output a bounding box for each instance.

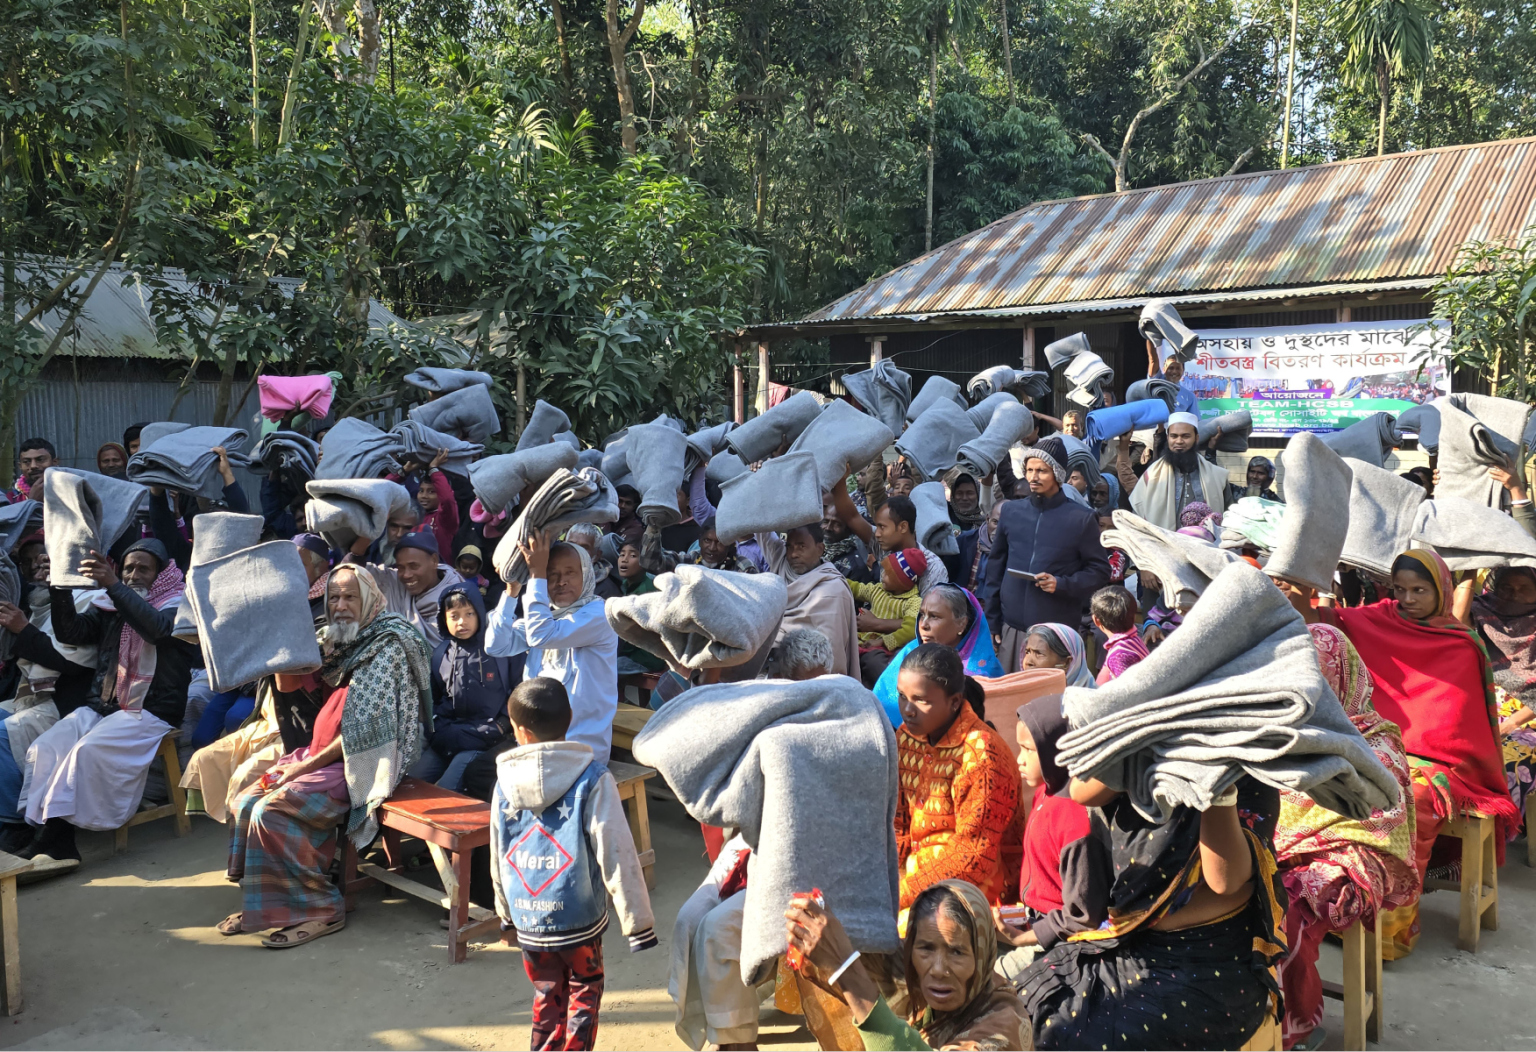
[403,366,493,393]
[492,467,618,583]
[894,399,980,482]
[314,417,403,481]
[625,423,688,528]
[967,367,1050,402]
[1264,433,1352,593]
[965,391,1020,432]
[910,482,958,557]
[1449,393,1531,453]
[1126,376,1182,411]
[840,361,912,436]
[632,675,900,985]
[1413,496,1536,569]
[138,421,190,449]
[605,564,788,669]
[1340,459,1425,574]
[908,375,967,423]
[1395,402,1440,453]
[728,391,824,464]
[174,511,266,642]
[706,451,749,485]
[1102,510,1238,612]
[1058,560,1399,822]
[515,400,572,452]
[188,541,324,692]
[715,452,823,545]
[1138,299,1198,359]
[250,431,320,481]
[43,468,148,587]
[1318,413,1398,468]
[686,422,736,476]
[1044,331,1091,369]
[1436,399,1520,508]
[304,478,412,551]
[787,399,894,492]
[957,400,1032,479]
[409,383,501,444]
[577,448,603,472]
[0,500,42,553]
[127,425,251,499]
[469,446,580,515]
[1197,410,1253,453]
[391,419,483,478]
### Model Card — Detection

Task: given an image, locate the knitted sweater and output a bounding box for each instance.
[847,580,922,652]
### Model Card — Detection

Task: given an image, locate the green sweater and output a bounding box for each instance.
[855,997,931,1051]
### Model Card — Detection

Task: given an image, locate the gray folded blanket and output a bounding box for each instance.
[1101,510,1238,612]
[911,482,958,557]
[894,399,980,482]
[601,431,631,480]
[1197,410,1253,453]
[304,478,412,550]
[1339,458,1424,575]
[1057,560,1399,822]
[840,361,912,436]
[468,446,579,515]
[138,421,190,449]
[787,399,894,492]
[552,431,580,450]
[714,451,823,545]
[624,423,688,527]
[0,500,42,553]
[965,391,1020,431]
[1138,299,1199,359]
[314,417,403,480]
[605,564,788,669]
[1413,495,1536,569]
[706,451,749,485]
[577,448,604,473]
[408,383,501,444]
[1044,331,1091,369]
[632,675,900,984]
[727,391,824,464]
[403,366,493,393]
[391,419,484,478]
[516,399,572,452]
[1265,433,1351,593]
[174,511,266,642]
[908,375,967,423]
[1059,435,1102,488]
[188,541,324,692]
[127,425,251,499]
[1064,351,1112,408]
[1318,413,1398,468]
[686,421,736,476]
[250,431,320,482]
[1395,402,1441,453]
[1449,393,1530,454]
[1436,399,1520,508]
[956,400,1032,479]
[492,467,618,583]
[1126,376,1182,411]
[43,468,149,587]
[967,366,1050,402]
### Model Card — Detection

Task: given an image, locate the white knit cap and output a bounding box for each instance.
[1167,412,1200,429]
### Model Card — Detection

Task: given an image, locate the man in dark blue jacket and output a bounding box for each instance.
[982,436,1110,671]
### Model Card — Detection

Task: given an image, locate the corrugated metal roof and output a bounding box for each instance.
[12,259,434,358]
[799,137,1536,328]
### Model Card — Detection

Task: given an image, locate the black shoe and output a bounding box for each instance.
[0,823,36,855]
[21,818,77,862]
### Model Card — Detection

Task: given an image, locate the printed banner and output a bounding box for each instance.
[1179,319,1449,434]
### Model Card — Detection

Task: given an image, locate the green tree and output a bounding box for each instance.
[1333,0,1432,156]
[1414,234,1536,401]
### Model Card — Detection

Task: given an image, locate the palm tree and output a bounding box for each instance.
[1333,0,1432,156]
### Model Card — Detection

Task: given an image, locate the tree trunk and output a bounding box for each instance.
[278,0,314,144]
[1279,0,1297,167]
[552,0,576,116]
[250,0,261,147]
[355,0,381,83]
[999,0,1015,109]
[1376,58,1388,157]
[606,0,646,155]
[213,345,238,427]
[925,30,937,253]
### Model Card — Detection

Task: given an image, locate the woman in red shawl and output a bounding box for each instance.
[1322,548,1518,957]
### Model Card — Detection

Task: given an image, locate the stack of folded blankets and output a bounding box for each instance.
[714,452,823,545]
[1064,352,1112,408]
[787,400,894,492]
[1100,510,1237,613]
[1340,458,1426,575]
[895,400,979,482]
[516,399,571,452]
[0,500,42,553]
[1125,376,1182,411]
[1197,410,1253,453]
[469,446,579,516]
[1086,399,1169,442]
[956,399,1032,478]
[1318,412,1399,468]
[304,479,413,551]
[1138,299,1199,360]
[606,565,788,670]
[43,468,149,587]
[127,425,251,499]
[624,423,688,527]
[727,391,824,463]
[1219,497,1288,553]
[1434,394,1531,508]
[966,366,1051,402]
[314,418,404,480]
[840,361,912,436]
[685,422,736,476]
[391,419,483,477]
[1057,560,1400,822]
[250,431,321,483]
[910,482,958,556]
[404,366,493,393]
[173,510,265,642]
[408,383,501,444]
[493,467,618,583]
[257,374,335,422]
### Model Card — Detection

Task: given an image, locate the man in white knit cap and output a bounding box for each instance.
[1120,412,1231,531]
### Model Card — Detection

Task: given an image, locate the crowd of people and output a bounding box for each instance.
[0,336,1531,1052]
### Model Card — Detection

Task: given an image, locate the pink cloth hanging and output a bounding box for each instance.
[258,374,335,422]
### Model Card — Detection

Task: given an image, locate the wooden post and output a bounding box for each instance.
[733,349,745,425]
[868,336,885,366]
[755,340,770,416]
[1337,306,1352,323]
[1022,326,1035,368]
[515,364,527,436]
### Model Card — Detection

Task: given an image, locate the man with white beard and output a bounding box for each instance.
[16,538,198,875]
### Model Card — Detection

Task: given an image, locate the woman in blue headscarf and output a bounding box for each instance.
[873,584,1003,726]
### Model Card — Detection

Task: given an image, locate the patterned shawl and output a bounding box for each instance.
[111,560,186,711]
[1471,566,1536,706]
[906,880,1029,1051]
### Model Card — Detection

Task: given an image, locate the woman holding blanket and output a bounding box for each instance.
[1322,548,1519,957]
[872,585,1003,727]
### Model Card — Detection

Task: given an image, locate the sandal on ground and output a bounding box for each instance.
[217,913,245,936]
[17,853,80,885]
[1296,1027,1327,1052]
[262,917,344,949]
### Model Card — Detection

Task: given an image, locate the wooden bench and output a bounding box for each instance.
[611,702,654,753]
[115,731,190,854]
[0,851,26,1014]
[609,760,658,889]
[338,777,498,965]
[1321,918,1382,1050]
[1426,812,1498,952]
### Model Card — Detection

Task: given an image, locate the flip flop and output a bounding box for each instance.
[262,917,345,949]
[1296,1026,1327,1052]
[217,913,245,936]
[17,854,79,885]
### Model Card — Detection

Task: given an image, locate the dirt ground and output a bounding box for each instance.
[2,801,1535,1050]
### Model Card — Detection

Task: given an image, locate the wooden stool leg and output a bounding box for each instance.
[1481,817,1498,932]
[113,826,129,855]
[1365,919,1382,1043]
[1457,818,1485,952]
[161,736,191,838]
[450,848,471,964]
[626,784,655,890]
[0,875,19,1015]
[1342,920,1366,1051]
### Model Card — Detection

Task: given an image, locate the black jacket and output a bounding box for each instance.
[49,583,202,727]
[8,623,97,716]
[427,582,520,756]
[982,489,1111,633]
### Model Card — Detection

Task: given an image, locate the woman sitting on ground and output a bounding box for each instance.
[895,644,1021,910]
[785,879,1029,1051]
[1017,623,1095,688]
[872,584,1003,727]
[217,565,432,949]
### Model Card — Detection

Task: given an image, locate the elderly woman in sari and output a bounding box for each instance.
[215,565,432,949]
[1017,623,1095,689]
[873,584,1004,727]
[785,879,1029,1051]
[1464,566,1536,819]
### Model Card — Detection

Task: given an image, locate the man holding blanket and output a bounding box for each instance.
[1120,412,1230,530]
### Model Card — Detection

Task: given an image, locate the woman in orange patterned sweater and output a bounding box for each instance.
[895,643,1022,910]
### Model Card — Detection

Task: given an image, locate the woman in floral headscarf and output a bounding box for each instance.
[1466,566,1536,818]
